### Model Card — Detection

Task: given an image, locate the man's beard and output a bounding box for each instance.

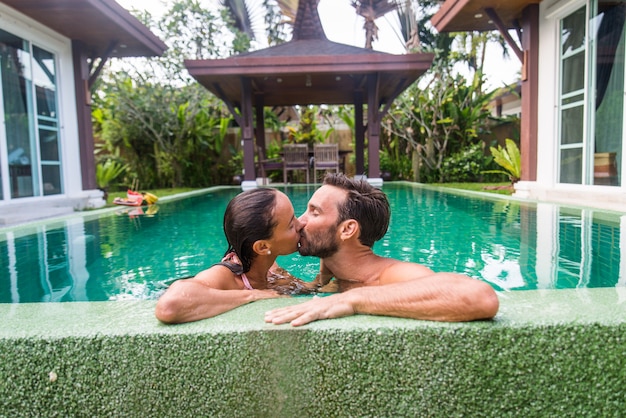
[298,227,340,258]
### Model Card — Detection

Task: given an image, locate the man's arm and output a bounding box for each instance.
[264,272,499,327]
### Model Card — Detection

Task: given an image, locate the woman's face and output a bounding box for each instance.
[268,191,303,255]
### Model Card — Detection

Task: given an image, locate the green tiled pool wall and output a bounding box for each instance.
[1,292,626,416]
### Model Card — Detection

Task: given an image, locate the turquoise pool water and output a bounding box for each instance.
[0,183,623,303]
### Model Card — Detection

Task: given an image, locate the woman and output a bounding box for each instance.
[155,188,314,324]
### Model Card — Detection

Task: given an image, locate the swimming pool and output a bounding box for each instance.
[0,183,624,303]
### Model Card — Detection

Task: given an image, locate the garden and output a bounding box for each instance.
[94,0,521,202]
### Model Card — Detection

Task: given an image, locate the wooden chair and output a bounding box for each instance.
[283,144,310,184]
[313,143,340,182]
[257,146,283,185]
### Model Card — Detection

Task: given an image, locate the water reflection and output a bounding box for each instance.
[0,185,624,303]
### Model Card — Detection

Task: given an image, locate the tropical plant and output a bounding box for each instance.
[395,0,454,55]
[440,142,503,183]
[96,159,127,201]
[287,106,330,147]
[352,0,399,49]
[482,138,521,183]
[93,74,235,188]
[383,63,494,182]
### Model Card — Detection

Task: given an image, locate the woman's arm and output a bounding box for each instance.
[155,268,279,324]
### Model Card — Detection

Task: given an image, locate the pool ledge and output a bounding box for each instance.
[1,289,626,416]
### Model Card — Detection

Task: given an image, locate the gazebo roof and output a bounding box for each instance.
[186,0,435,184]
[185,0,433,108]
[185,39,433,107]
[2,0,166,57]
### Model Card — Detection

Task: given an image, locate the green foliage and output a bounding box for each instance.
[93,74,235,189]
[379,149,412,180]
[440,142,504,183]
[263,0,292,45]
[287,106,328,146]
[384,63,495,183]
[96,159,127,190]
[483,138,521,183]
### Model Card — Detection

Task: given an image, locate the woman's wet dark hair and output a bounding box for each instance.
[223,188,279,273]
[323,173,390,247]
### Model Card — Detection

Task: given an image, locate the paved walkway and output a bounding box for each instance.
[0,205,75,227]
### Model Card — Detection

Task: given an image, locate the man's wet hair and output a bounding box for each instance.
[322,173,390,247]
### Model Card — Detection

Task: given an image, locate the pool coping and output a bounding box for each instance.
[2,288,626,339]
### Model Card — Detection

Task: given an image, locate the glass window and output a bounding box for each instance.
[591,0,625,186]
[561,148,583,183]
[0,29,61,199]
[562,8,587,54]
[560,106,585,145]
[0,29,36,198]
[558,6,587,184]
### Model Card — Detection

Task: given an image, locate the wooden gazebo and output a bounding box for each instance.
[185,0,433,187]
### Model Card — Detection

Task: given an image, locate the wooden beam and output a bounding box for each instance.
[484,8,523,63]
[72,40,97,190]
[241,78,256,182]
[354,90,365,176]
[88,40,118,90]
[367,74,381,179]
[255,94,266,154]
[213,83,242,127]
[520,4,538,181]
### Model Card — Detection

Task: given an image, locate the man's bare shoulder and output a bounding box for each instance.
[378,259,435,285]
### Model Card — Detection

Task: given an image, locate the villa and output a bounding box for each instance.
[434,0,626,212]
[0,0,165,224]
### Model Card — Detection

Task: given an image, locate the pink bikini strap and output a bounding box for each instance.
[221,252,254,290]
[240,273,253,290]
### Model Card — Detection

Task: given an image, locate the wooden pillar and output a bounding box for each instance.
[71,40,97,190]
[354,91,365,175]
[521,4,539,181]
[241,78,256,182]
[255,95,265,155]
[367,74,381,179]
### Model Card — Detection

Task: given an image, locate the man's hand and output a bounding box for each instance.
[264,294,355,327]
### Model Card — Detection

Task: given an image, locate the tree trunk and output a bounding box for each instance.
[412,149,420,182]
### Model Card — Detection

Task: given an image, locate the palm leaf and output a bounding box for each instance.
[485,138,521,182]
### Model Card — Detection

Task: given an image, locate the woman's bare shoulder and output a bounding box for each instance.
[188,264,242,290]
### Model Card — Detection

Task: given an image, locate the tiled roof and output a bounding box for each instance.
[292,0,327,40]
[240,39,388,58]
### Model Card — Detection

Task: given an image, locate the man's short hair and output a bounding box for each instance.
[323,173,390,247]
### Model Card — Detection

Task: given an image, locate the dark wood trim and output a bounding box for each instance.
[354,91,365,175]
[88,40,118,90]
[213,83,242,127]
[484,7,523,62]
[367,74,381,178]
[521,4,538,181]
[255,95,266,162]
[71,40,97,190]
[241,78,256,182]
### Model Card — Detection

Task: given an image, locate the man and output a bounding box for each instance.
[264,173,499,327]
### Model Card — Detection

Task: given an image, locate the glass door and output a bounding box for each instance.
[558,1,626,186]
[0,28,61,200]
[558,6,587,184]
[590,0,626,186]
